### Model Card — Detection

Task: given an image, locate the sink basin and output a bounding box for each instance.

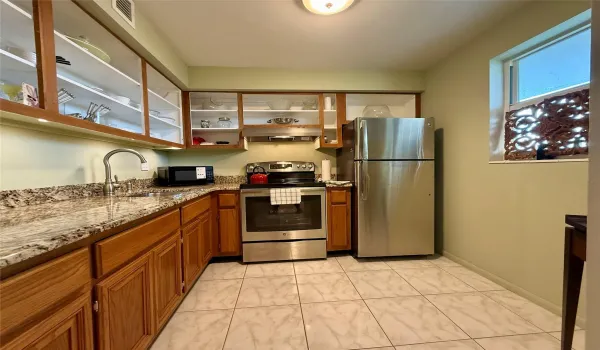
[127,192,185,198]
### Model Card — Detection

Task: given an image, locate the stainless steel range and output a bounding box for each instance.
[240,161,327,263]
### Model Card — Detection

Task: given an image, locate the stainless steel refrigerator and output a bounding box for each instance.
[337,117,435,257]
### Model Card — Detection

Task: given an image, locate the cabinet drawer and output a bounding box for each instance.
[0,248,91,340]
[181,195,211,225]
[94,210,180,277]
[218,193,237,208]
[329,190,348,204]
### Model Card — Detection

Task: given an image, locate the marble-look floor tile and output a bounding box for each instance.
[365,296,469,346]
[428,256,461,267]
[395,268,475,295]
[442,267,504,292]
[426,293,542,338]
[336,256,391,272]
[200,262,247,280]
[549,330,586,350]
[178,279,242,311]
[236,276,299,308]
[484,290,562,332]
[395,340,483,349]
[151,310,233,350]
[294,258,344,275]
[245,262,295,277]
[346,270,419,299]
[223,305,308,350]
[384,257,435,270]
[475,333,560,350]
[301,300,392,350]
[296,273,361,303]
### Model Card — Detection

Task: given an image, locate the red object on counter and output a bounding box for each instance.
[249,166,268,184]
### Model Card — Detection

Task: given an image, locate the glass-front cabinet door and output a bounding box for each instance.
[0,0,40,107]
[146,64,182,144]
[51,0,144,134]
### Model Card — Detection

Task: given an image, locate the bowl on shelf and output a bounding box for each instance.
[267,117,299,125]
[203,97,226,110]
[267,99,292,110]
[65,35,111,63]
[362,105,392,118]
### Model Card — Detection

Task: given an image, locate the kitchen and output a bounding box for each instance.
[0,0,596,350]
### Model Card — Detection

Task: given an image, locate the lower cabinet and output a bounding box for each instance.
[96,251,154,350]
[2,292,93,350]
[216,192,241,256]
[327,189,352,251]
[182,210,211,290]
[153,232,183,330]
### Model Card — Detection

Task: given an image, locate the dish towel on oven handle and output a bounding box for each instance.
[270,188,301,205]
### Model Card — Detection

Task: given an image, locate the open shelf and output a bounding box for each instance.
[243,124,321,129]
[150,114,181,129]
[191,128,239,133]
[148,89,180,112]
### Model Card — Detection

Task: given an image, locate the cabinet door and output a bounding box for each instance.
[153,233,182,330]
[182,219,203,289]
[3,293,93,350]
[327,190,351,251]
[96,252,154,350]
[199,211,213,266]
[218,207,241,255]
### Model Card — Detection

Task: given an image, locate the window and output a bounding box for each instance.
[509,27,591,104]
[503,25,591,161]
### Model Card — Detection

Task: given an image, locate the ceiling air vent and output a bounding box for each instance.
[112,0,135,28]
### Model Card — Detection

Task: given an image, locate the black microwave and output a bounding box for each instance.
[157,166,214,186]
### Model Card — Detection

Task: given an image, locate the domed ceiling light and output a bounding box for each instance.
[302,0,354,15]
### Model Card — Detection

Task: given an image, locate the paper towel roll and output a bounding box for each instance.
[321,160,331,181]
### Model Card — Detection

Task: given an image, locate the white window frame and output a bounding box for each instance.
[503,23,591,114]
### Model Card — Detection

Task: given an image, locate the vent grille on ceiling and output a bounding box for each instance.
[112,0,135,28]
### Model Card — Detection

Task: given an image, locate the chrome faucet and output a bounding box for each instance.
[103,149,149,196]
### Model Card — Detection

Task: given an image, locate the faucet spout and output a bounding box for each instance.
[103,148,148,196]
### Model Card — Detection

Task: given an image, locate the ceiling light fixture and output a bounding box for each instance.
[302,0,354,15]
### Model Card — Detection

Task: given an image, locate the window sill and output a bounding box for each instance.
[489,159,588,164]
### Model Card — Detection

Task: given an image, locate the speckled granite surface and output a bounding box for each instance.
[0,175,350,268]
[0,183,239,268]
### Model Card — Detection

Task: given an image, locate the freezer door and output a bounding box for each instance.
[357,117,434,160]
[356,160,434,257]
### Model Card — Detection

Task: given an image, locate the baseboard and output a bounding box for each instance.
[442,250,586,328]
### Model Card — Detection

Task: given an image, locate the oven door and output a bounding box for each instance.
[240,187,326,242]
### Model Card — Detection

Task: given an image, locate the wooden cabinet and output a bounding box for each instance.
[96,251,154,350]
[216,192,241,256]
[327,189,352,251]
[182,202,212,290]
[2,292,93,350]
[152,232,182,330]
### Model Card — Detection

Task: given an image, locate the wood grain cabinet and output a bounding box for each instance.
[327,189,352,251]
[216,192,241,256]
[96,251,154,350]
[182,209,211,290]
[1,292,93,350]
[153,232,183,330]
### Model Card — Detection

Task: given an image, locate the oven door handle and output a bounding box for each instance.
[240,187,325,196]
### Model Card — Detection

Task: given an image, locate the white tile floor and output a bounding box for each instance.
[151,255,586,350]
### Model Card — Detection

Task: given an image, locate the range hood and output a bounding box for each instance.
[243,126,321,142]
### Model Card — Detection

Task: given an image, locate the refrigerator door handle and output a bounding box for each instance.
[361,161,369,201]
[359,119,367,159]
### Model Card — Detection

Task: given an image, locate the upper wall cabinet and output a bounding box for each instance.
[346,94,417,121]
[188,92,244,149]
[51,0,144,134]
[146,64,183,144]
[242,93,321,127]
[0,0,40,107]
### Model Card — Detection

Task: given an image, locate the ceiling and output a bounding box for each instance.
[136,0,524,70]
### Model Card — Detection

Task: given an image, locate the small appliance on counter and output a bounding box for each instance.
[240,161,326,263]
[157,166,214,186]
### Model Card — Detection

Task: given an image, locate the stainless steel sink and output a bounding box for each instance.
[127,192,185,198]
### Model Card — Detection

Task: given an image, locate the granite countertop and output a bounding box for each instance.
[0,183,239,269]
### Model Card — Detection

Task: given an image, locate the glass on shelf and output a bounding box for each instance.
[242,93,320,126]
[0,0,40,108]
[146,64,182,144]
[51,0,143,134]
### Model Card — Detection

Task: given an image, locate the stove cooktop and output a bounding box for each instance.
[240,182,326,189]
